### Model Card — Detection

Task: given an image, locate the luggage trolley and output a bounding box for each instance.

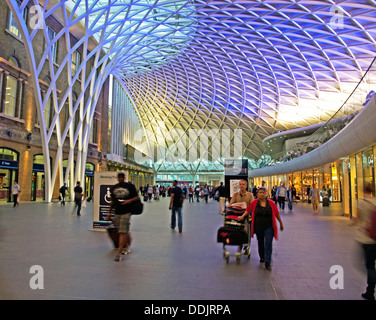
[217,204,251,264]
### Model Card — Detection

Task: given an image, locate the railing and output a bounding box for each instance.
[253,56,376,169]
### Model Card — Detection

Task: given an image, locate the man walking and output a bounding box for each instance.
[74,181,85,216]
[169,180,185,233]
[108,172,140,262]
[59,183,68,206]
[11,180,21,208]
[276,182,287,211]
[309,183,320,214]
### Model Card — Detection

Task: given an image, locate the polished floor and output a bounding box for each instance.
[0,197,369,300]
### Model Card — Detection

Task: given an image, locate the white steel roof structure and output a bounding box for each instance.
[6,0,376,199]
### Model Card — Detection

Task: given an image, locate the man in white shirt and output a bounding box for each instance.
[11,180,21,208]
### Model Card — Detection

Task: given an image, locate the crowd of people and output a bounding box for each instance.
[52,174,375,300]
[257,112,360,169]
[138,184,221,204]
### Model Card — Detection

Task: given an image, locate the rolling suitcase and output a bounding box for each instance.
[107,224,119,248]
[217,226,248,245]
[144,194,148,202]
[323,197,330,207]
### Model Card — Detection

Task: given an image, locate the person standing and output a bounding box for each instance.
[169,180,185,233]
[355,183,376,300]
[228,180,254,208]
[203,185,209,203]
[287,185,294,211]
[59,183,68,206]
[147,185,153,201]
[11,180,21,208]
[271,186,278,205]
[74,181,85,216]
[154,185,160,201]
[306,185,311,203]
[195,185,200,202]
[309,184,320,214]
[276,182,287,211]
[228,179,254,254]
[217,182,226,214]
[108,172,140,262]
[238,188,284,271]
[188,186,194,203]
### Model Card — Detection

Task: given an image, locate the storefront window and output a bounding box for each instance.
[0,148,19,202]
[362,147,374,197]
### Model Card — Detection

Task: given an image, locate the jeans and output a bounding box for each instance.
[287,197,293,210]
[196,194,200,202]
[171,206,183,232]
[278,196,285,210]
[255,226,274,264]
[13,194,18,207]
[75,200,82,215]
[362,243,376,295]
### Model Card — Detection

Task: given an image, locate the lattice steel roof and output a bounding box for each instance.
[121,0,376,172]
[7,0,376,177]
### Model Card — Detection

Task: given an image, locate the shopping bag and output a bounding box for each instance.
[82,199,87,208]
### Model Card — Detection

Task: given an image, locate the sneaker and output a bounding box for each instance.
[114,254,122,262]
[122,247,131,255]
[361,292,375,300]
[265,262,272,271]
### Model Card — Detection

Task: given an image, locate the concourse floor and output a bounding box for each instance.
[0,197,369,300]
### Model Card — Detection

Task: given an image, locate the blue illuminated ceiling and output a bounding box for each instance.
[121,0,376,172]
[9,0,376,173]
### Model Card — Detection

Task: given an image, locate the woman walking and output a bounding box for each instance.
[238,188,284,270]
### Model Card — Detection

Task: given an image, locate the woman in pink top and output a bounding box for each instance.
[239,188,284,270]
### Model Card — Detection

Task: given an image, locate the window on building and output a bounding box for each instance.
[2,57,22,119]
[90,117,99,144]
[46,27,58,64]
[71,51,81,79]
[7,1,27,39]
[37,78,54,129]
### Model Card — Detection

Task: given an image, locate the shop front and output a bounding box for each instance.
[85,162,95,198]
[0,148,19,203]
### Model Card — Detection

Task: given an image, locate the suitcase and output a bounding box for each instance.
[217,226,248,245]
[323,197,330,207]
[107,224,119,248]
[144,194,148,202]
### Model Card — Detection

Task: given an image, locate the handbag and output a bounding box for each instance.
[81,199,87,208]
[131,199,144,215]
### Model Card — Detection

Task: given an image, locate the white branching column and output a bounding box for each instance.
[6,0,196,201]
